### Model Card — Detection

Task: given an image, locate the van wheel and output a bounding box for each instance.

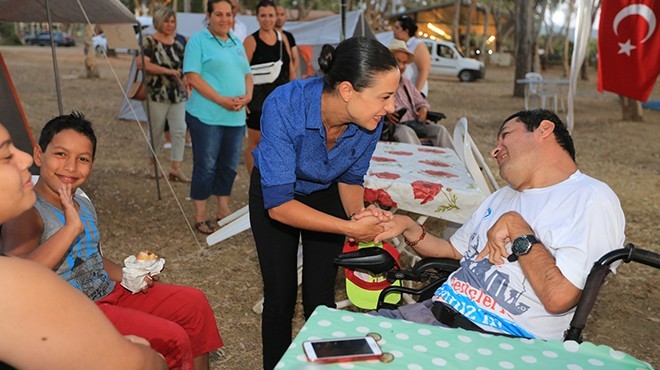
[458,70,474,82]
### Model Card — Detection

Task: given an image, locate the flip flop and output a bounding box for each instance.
[194,220,216,235]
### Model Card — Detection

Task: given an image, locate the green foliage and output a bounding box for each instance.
[0,23,21,45]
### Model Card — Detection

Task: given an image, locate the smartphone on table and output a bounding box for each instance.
[303,336,383,363]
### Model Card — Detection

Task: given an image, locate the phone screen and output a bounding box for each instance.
[312,338,376,358]
[304,337,383,363]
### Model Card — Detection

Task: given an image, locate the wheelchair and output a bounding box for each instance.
[334,243,659,342]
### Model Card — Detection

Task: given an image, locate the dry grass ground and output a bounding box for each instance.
[1,45,658,369]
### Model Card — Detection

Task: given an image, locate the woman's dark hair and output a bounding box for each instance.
[317,37,398,92]
[207,0,233,14]
[256,0,276,13]
[502,109,576,161]
[39,112,97,159]
[397,15,418,37]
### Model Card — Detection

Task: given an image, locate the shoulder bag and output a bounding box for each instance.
[251,31,283,85]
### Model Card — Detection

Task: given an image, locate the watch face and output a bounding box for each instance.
[512,236,532,255]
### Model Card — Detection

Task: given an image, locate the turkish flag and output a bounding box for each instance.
[597,0,660,102]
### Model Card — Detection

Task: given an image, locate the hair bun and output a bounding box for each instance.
[318,44,336,73]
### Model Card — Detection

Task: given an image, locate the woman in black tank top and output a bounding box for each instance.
[242,0,294,174]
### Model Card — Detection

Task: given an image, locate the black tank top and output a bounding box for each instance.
[248,30,291,113]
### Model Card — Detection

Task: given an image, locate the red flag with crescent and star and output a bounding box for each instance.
[597,0,659,102]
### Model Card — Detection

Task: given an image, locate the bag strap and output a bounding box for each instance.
[276,31,283,62]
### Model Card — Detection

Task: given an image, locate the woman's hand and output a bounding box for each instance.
[166,68,181,79]
[345,215,384,243]
[58,184,83,236]
[352,204,393,222]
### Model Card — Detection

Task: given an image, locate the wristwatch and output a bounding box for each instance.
[507,235,539,262]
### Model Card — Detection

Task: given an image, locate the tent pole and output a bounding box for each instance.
[340,0,346,41]
[45,0,64,115]
[137,26,162,200]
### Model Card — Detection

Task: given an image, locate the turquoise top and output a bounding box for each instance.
[277,306,652,369]
[183,29,251,126]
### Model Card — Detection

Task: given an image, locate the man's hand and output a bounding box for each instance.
[417,107,428,122]
[478,211,534,265]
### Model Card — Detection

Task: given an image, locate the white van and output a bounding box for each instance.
[421,40,485,82]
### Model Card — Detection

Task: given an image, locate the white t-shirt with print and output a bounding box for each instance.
[433,170,625,340]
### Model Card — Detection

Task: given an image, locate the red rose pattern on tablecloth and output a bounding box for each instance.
[411,180,443,205]
[370,171,401,180]
[364,188,397,208]
[371,156,397,162]
[423,170,458,178]
[419,159,450,167]
[385,151,413,156]
[418,147,445,154]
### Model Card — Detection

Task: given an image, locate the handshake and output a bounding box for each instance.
[346,205,402,244]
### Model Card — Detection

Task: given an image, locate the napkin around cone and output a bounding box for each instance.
[121,255,166,294]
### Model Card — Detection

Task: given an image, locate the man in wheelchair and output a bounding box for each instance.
[368,109,626,340]
[383,40,452,148]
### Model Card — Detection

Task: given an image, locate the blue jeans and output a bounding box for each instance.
[186,112,245,200]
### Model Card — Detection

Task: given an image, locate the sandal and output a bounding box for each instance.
[194,220,216,235]
[168,169,191,183]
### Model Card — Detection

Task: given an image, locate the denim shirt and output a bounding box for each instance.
[253,77,382,209]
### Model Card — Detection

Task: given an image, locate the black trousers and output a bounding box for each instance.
[249,169,347,370]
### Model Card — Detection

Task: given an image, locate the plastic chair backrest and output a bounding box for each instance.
[452,118,499,195]
[525,72,543,94]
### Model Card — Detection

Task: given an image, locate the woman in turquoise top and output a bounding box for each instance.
[249,37,400,369]
[183,0,253,234]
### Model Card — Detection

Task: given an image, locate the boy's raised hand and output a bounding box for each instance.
[58,184,84,236]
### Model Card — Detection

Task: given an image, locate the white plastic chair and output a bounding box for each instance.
[206,205,250,246]
[452,118,499,196]
[524,72,559,112]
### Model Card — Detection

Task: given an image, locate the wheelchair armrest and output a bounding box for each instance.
[411,258,460,275]
[426,111,446,123]
[334,247,398,275]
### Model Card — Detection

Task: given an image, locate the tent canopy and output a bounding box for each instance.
[0,0,137,164]
[0,0,135,24]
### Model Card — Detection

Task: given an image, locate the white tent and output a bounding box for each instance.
[118,10,375,122]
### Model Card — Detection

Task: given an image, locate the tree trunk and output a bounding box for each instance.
[183,0,191,13]
[513,0,532,97]
[619,96,643,121]
[84,25,99,79]
[134,0,141,16]
[453,0,462,50]
[480,5,490,61]
[464,0,477,57]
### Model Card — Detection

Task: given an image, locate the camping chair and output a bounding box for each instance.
[452,118,499,195]
[335,243,659,342]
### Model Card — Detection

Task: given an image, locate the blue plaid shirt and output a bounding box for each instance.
[253,77,382,209]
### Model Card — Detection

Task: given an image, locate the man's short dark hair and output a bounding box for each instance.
[39,112,97,159]
[502,109,575,161]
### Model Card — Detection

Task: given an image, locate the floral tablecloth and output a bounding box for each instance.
[364,142,487,224]
[276,306,652,369]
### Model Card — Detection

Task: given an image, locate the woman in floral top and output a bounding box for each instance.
[139,6,189,182]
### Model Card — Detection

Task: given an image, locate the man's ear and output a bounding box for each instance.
[537,120,555,138]
[33,145,43,167]
[338,81,355,103]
